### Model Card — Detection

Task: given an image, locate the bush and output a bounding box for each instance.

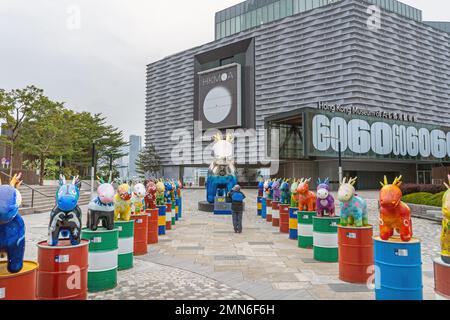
[401,184,446,196]
[402,191,445,207]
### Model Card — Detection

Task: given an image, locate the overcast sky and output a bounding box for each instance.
[0,0,449,141]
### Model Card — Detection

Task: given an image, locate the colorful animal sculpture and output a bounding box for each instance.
[441,175,450,263]
[316,178,336,217]
[0,173,25,273]
[258,181,264,197]
[87,177,115,231]
[132,183,146,214]
[338,177,368,227]
[297,178,316,212]
[48,175,82,246]
[206,133,238,203]
[264,180,270,198]
[379,176,412,242]
[164,180,173,204]
[114,183,132,221]
[280,179,291,205]
[272,179,281,202]
[170,180,176,203]
[156,180,165,206]
[290,179,299,208]
[176,180,182,198]
[268,180,274,200]
[145,180,157,210]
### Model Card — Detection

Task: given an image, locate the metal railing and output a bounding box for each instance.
[0,171,54,208]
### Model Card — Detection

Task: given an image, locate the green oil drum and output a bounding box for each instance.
[313,216,340,262]
[297,211,316,249]
[114,220,134,271]
[81,228,119,292]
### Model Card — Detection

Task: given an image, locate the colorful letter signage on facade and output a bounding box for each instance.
[308,109,450,161]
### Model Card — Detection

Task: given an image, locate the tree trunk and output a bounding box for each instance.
[9,141,14,178]
[39,156,45,186]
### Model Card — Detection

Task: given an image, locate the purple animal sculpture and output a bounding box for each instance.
[272,179,281,202]
[316,178,335,217]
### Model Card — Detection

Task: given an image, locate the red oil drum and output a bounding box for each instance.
[0,261,38,300]
[166,203,172,231]
[434,258,450,300]
[272,201,280,227]
[131,214,148,256]
[338,225,374,284]
[279,204,290,234]
[266,199,272,207]
[37,240,89,300]
[147,208,159,245]
[266,199,273,222]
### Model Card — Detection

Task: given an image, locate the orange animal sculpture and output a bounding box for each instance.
[379,176,412,242]
[297,178,317,212]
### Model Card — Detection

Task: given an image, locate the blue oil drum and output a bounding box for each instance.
[157,205,166,236]
[257,197,263,216]
[177,198,182,219]
[374,236,423,300]
[289,208,299,240]
[261,198,267,219]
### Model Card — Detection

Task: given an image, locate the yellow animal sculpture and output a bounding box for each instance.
[114,183,132,221]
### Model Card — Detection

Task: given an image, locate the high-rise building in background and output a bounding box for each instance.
[128,135,142,178]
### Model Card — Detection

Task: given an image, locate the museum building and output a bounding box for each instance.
[146,0,450,189]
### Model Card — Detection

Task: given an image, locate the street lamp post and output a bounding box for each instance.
[91,142,96,196]
[324,135,343,184]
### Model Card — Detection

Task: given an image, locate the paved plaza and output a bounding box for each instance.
[23,189,441,300]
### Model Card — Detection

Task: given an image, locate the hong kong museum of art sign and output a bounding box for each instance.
[304,106,450,162]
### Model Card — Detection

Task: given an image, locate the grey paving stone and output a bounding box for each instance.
[177,246,205,250]
[328,284,373,293]
[248,241,274,245]
[214,255,247,261]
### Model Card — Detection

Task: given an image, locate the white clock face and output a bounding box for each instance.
[203,86,232,124]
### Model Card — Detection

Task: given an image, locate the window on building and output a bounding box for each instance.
[305,0,313,11]
[257,7,262,25]
[312,0,320,9]
[226,19,231,36]
[236,16,241,33]
[294,0,299,14]
[251,10,257,27]
[216,24,221,39]
[300,0,306,12]
[262,5,268,24]
[280,0,287,18]
[268,3,275,21]
[274,1,281,19]
[221,21,226,38]
[287,0,293,16]
[246,12,251,29]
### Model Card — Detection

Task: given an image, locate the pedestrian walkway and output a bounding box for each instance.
[22,189,440,300]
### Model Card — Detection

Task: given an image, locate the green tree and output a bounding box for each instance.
[135,144,161,178]
[17,100,72,185]
[68,112,128,177]
[0,86,47,176]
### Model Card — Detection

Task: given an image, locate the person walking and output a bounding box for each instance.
[228,185,246,234]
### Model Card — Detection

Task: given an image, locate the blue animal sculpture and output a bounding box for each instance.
[48,175,82,246]
[164,180,173,204]
[0,173,25,273]
[280,179,291,205]
[258,181,264,197]
[338,177,369,227]
[267,180,274,200]
[316,177,336,217]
